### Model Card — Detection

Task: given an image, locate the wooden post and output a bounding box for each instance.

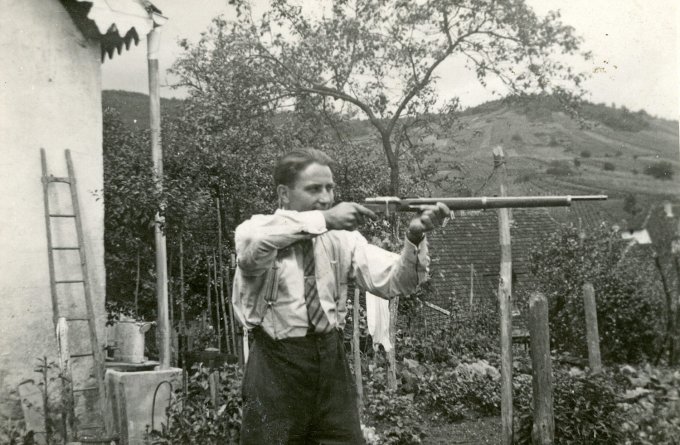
[134,248,141,315]
[353,287,364,415]
[206,257,213,337]
[179,234,187,368]
[148,25,170,369]
[582,283,602,373]
[387,296,398,390]
[528,292,554,445]
[493,145,513,445]
[216,198,233,355]
[213,250,222,352]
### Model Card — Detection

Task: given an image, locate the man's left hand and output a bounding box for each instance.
[406,202,451,244]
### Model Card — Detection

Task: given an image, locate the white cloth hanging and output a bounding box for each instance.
[365,291,392,352]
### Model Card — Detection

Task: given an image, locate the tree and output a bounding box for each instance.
[226,0,589,195]
[529,224,664,363]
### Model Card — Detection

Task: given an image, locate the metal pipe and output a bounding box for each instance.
[148,25,170,369]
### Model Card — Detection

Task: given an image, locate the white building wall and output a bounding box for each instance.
[0,0,106,420]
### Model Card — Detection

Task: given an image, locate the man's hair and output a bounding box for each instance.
[274,148,335,186]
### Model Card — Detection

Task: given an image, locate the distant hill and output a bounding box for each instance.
[103,90,184,132]
[103,90,679,200]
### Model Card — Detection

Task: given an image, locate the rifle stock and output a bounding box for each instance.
[363,195,607,215]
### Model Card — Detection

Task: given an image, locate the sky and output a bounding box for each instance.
[102,0,680,120]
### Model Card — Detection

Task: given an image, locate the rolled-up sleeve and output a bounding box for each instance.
[351,233,430,299]
[235,210,327,276]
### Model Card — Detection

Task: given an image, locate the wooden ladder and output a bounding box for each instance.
[40,149,115,443]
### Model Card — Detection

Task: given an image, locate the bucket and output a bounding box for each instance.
[113,320,153,363]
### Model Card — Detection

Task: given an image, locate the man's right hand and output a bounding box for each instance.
[322,202,377,231]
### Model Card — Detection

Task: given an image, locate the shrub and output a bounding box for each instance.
[645,161,674,180]
[529,225,664,363]
[603,161,616,171]
[515,369,628,445]
[363,368,425,445]
[619,365,680,444]
[573,157,581,167]
[546,161,573,176]
[548,135,558,146]
[150,364,243,444]
[580,150,591,158]
[416,367,501,421]
[511,133,523,142]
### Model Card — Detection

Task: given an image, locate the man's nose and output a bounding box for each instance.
[318,189,333,204]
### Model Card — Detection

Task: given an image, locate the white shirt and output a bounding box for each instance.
[232,209,429,339]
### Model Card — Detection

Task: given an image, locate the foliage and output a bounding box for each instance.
[529,224,664,363]
[0,421,34,445]
[204,0,588,194]
[363,366,425,445]
[416,367,501,422]
[603,161,616,171]
[573,157,581,167]
[645,161,674,180]
[514,369,628,445]
[148,364,243,444]
[545,160,573,176]
[581,103,651,132]
[580,149,592,158]
[619,365,680,445]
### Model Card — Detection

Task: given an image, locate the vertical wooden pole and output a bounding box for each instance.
[528,292,554,445]
[213,250,222,352]
[582,283,602,373]
[387,296,398,390]
[179,234,187,368]
[206,256,213,337]
[216,198,233,355]
[134,248,141,315]
[493,145,513,445]
[353,287,364,416]
[148,25,170,369]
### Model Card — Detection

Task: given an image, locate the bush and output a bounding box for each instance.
[416,367,501,421]
[150,364,243,444]
[645,161,674,180]
[573,157,581,167]
[529,225,664,363]
[581,149,592,158]
[363,368,425,445]
[603,161,616,171]
[515,369,628,444]
[546,161,573,176]
[511,133,523,142]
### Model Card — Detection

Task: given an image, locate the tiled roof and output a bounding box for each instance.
[62,0,164,60]
[426,209,559,317]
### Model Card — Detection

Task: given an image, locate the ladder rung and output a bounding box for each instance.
[46,176,71,184]
[73,386,98,393]
[49,214,75,218]
[66,317,90,321]
[70,352,94,358]
[52,247,80,250]
[55,280,84,284]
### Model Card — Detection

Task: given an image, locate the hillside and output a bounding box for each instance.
[103,90,184,132]
[103,90,679,202]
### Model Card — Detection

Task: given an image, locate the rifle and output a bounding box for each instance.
[363,195,607,216]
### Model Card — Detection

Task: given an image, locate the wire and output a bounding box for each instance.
[150,380,174,433]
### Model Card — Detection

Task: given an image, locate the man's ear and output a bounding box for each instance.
[277,184,289,208]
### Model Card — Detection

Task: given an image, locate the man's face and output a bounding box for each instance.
[279,162,335,212]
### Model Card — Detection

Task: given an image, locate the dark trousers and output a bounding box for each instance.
[240,328,364,445]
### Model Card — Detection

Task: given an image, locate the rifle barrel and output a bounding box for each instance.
[364,195,607,212]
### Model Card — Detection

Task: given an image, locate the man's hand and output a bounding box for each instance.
[406,202,451,244]
[322,202,377,231]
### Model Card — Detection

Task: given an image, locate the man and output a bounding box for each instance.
[233,148,449,444]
